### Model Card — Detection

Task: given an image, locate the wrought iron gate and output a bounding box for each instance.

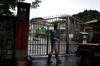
[28,15,80,56]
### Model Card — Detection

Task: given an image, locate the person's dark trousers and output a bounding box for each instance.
[48,54,52,64]
[55,54,61,64]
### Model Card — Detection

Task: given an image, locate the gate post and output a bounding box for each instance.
[15,2,30,66]
[46,25,49,55]
[65,16,70,54]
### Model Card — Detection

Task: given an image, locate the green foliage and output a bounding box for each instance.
[31,0,41,8]
[0,0,41,16]
[36,27,47,34]
[51,20,65,24]
[35,27,47,38]
[73,10,100,22]
[0,0,17,16]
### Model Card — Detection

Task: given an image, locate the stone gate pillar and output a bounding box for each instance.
[16,2,30,66]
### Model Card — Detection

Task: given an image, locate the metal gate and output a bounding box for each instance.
[28,15,80,56]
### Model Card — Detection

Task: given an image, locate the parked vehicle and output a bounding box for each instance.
[76,20,100,66]
[76,43,100,66]
[76,32,100,66]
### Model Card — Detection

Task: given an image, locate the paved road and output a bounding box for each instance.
[31,55,81,66]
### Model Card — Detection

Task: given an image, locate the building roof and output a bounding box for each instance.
[31,17,44,20]
[30,17,44,23]
[85,19,98,24]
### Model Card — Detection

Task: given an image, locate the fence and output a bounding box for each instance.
[28,15,80,56]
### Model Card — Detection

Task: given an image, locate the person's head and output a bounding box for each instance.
[54,24,58,30]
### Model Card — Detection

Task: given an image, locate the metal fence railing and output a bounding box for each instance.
[28,43,78,56]
[28,15,80,57]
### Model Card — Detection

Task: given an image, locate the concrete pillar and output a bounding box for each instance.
[16,2,30,66]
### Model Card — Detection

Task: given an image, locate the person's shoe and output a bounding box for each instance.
[56,60,61,64]
[55,54,61,64]
[47,60,53,64]
[47,54,52,64]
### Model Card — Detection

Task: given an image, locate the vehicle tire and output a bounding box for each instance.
[81,58,93,66]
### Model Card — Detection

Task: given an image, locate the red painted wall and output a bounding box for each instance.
[16,19,28,49]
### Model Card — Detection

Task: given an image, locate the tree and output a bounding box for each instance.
[31,0,41,8]
[73,10,100,22]
[0,0,41,16]
[0,0,17,16]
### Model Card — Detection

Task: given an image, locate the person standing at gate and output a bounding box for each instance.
[48,24,61,64]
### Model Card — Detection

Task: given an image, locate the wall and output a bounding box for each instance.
[0,16,16,65]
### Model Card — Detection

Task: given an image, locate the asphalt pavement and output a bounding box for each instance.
[31,55,81,66]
